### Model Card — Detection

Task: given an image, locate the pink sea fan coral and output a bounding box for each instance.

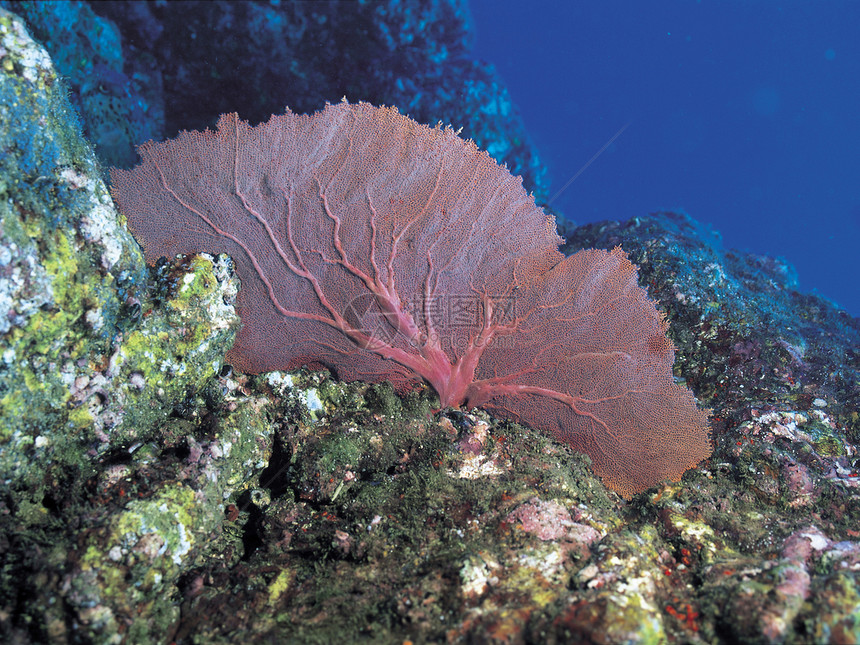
[110,101,711,496]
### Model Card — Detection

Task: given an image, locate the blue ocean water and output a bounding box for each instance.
[470,1,859,318]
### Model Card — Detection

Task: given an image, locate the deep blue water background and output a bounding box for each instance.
[470,1,859,318]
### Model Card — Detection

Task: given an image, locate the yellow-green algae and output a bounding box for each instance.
[163,377,625,645]
[0,14,256,642]
[807,572,860,645]
[1,6,140,490]
[64,392,276,644]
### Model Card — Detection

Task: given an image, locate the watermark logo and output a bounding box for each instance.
[342,292,400,350]
[343,293,518,350]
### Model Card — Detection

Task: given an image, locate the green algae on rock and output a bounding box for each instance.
[1,6,141,486]
[0,7,240,494]
[61,390,278,643]
[0,12,246,640]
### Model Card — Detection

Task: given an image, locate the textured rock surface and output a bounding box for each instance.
[0,0,163,168]
[0,12,244,641]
